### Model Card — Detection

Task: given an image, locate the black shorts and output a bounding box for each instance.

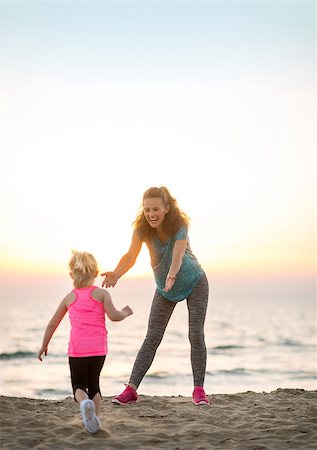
[69,355,106,401]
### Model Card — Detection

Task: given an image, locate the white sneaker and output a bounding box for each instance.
[80,399,101,433]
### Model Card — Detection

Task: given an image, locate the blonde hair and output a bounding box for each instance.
[69,250,98,288]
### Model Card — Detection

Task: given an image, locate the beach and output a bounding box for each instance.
[1,389,316,449]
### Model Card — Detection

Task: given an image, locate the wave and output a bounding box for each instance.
[206,368,317,379]
[213,368,250,376]
[145,367,309,379]
[146,371,170,379]
[276,339,311,347]
[211,345,245,350]
[0,351,36,360]
[34,388,72,398]
[208,341,316,354]
[0,351,65,361]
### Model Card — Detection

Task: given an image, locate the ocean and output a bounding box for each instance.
[1,277,316,400]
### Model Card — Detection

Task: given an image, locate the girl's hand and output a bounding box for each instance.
[121,305,133,318]
[38,346,48,361]
[163,275,176,293]
[101,272,119,288]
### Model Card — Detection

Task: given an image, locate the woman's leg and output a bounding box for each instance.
[129,291,176,389]
[186,274,209,386]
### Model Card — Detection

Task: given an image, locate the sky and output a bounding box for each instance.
[0,0,315,301]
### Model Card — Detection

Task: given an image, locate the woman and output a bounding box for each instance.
[102,186,210,405]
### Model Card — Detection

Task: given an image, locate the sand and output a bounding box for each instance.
[0,389,316,449]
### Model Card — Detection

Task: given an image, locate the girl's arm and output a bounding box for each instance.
[163,238,187,292]
[101,230,143,287]
[38,298,68,361]
[102,290,133,321]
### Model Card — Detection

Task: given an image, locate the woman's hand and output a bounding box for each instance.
[163,275,176,293]
[101,272,119,288]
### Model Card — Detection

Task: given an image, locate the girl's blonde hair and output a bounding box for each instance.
[133,186,190,240]
[69,250,98,288]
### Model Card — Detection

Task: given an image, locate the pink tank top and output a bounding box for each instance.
[68,286,108,357]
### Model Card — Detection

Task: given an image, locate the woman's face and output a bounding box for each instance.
[143,197,169,230]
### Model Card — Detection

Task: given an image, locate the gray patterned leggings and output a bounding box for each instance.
[129,273,209,388]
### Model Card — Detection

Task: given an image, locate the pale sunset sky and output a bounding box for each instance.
[1,0,315,301]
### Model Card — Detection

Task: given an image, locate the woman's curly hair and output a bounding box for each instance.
[133,186,190,240]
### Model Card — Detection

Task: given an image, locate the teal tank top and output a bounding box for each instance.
[145,226,204,302]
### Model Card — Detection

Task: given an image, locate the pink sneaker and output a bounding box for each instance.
[112,385,138,405]
[192,386,210,405]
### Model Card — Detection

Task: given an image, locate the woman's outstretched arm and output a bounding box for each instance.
[101,230,143,287]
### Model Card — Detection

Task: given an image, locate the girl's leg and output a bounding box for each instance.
[69,357,89,401]
[91,393,102,417]
[129,291,176,389]
[69,358,99,431]
[75,388,89,403]
[87,356,106,417]
[69,356,105,417]
[186,274,209,386]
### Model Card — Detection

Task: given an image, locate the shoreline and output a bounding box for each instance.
[1,389,316,449]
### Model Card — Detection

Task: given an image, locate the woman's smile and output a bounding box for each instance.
[143,197,169,229]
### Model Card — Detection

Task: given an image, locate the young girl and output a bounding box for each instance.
[38,251,133,433]
[102,186,210,406]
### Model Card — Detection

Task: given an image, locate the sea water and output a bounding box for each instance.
[1,277,316,399]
